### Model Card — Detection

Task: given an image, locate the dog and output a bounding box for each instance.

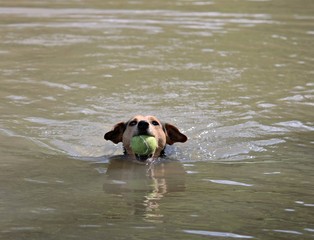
[104,115,187,161]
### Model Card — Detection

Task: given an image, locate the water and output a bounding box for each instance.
[0,0,313,239]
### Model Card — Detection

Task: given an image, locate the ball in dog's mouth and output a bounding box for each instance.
[131,135,157,158]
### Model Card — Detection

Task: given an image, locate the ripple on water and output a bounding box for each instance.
[275,121,314,131]
[203,179,253,187]
[272,229,303,235]
[188,120,288,162]
[183,230,254,238]
[5,227,42,232]
[0,7,276,49]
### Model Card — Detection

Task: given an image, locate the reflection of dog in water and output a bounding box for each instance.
[103,157,186,222]
[104,115,187,162]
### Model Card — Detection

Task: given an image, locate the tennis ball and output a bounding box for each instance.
[131,135,158,156]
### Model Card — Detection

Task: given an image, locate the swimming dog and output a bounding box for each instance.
[104,115,187,161]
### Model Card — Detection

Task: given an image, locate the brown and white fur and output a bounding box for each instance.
[104,115,187,161]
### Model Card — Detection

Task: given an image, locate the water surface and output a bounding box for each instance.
[0,0,313,239]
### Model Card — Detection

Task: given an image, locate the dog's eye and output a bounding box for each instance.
[129,120,137,126]
[151,121,159,126]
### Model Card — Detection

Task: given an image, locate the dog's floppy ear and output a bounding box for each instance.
[104,122,126,144]
[163,123,188,145]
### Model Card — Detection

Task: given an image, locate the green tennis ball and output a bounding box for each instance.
[131,135,158,156]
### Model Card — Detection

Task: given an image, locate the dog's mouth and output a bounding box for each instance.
[135,154,153,162]
[133,132,155,138]
[132,131,156,162]
[132,133,155,162]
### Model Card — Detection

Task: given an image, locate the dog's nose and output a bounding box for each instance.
[138,120,149,131]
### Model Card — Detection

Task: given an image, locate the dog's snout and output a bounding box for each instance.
[138,120,149,130]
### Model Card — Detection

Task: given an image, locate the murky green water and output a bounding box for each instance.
[1,0,313,239]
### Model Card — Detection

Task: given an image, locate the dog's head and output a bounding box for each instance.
[104,115,187,161]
